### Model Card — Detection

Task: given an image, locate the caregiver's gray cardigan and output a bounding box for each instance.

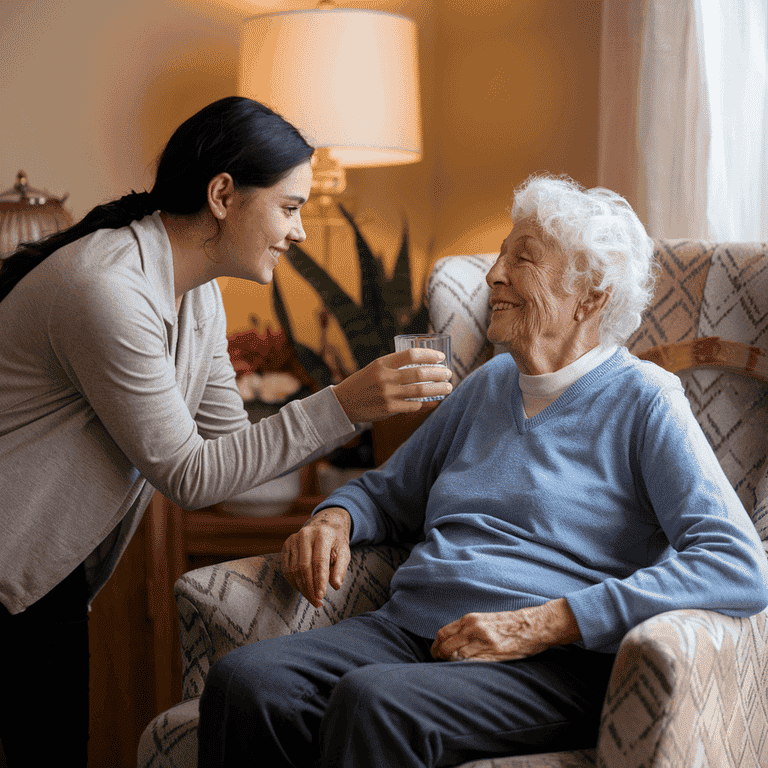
[0,213,355,614]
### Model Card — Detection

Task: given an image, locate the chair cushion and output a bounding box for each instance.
[135,697,596,768]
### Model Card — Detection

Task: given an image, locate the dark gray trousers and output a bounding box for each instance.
[198,611,614,768]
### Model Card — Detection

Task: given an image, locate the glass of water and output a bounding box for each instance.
[394,333,452,402]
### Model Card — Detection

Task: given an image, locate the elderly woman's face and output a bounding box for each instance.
[485,218,582,356]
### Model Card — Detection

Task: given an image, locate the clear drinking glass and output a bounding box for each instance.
[394,332,452,402]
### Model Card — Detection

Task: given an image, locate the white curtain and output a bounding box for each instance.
[697,0,768,240]
[599,0,768,241]
[637,0,710,239]
[598,0,647,223]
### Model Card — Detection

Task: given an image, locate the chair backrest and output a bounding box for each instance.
[631,241,768,549]
[426,253,498,384]
[426,242,768,550]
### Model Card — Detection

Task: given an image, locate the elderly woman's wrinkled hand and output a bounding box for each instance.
[430,599,582,662]
[281,507,352,608]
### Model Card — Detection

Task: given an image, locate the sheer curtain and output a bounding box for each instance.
[599,0,768,241]
[697,0,768,240]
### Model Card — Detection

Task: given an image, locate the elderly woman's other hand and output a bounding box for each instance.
[431,599,582,662]
[281,507,352,608]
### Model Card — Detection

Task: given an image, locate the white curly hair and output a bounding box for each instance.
[510,174,656,346]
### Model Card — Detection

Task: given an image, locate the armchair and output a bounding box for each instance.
[139,240,768,768]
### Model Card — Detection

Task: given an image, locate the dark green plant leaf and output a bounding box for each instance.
[336,204,396,349]
[285,243,356,316]
[272,274,332,389]
[292,343,333,390]
[279,212,429,371]
[271,274,296,346]
[402,303,430,336]
[286,242,386,368]
[337,204,387,325]
[383,220,415,327]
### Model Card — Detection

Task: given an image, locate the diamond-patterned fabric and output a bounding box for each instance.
[626,240,714,356]
[597,607,768,767]
[139,241,768,768]
[176,545,409,702]
[427,253,498,383]
[138,699,199,768]
[628,241,768,551]
[138,546,410,768]
[692,243,768,549]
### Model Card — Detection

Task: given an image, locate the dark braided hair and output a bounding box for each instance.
[0,97,314,303]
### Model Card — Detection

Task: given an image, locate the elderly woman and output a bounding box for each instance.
[197,175,768,768]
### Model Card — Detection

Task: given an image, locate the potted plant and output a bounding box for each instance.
[272,204,430,391]
[272,205,431,472]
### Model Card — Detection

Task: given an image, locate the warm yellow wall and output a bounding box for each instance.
[1,0,602,362]
[431,0,603,258]
[1,0,242,220]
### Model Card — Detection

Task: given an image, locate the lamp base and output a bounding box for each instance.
[311,147,347,196]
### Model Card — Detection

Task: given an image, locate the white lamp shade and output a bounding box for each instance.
[238,8,422,168]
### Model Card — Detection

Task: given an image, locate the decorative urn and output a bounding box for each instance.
[0,171,73,258]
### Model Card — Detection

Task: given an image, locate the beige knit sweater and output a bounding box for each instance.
[0,213,354,613]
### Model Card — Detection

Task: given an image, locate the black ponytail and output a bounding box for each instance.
[0,97,313,303]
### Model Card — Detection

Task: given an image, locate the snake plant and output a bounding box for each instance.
[272,204,430,390]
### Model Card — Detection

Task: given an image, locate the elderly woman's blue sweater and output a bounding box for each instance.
[317,349,768,652]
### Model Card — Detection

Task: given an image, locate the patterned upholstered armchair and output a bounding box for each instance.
[139,241,768,768]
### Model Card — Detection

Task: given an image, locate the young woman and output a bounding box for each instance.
[0,96,451,765]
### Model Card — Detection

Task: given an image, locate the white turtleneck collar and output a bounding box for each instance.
[518,344,619,418]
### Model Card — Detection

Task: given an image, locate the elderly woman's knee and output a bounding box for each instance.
[326,664,408,718]
[203,643,290,712]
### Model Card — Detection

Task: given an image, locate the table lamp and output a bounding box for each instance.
[237,0,423,263]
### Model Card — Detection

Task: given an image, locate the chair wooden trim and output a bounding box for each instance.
[638,336,768,383]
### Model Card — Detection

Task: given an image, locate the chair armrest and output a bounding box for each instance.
[137,698,200,768]
[174,544,411,701]
[597,605,768,768]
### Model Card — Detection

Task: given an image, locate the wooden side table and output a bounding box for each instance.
[144,410,432,716]
[145,462,323,716]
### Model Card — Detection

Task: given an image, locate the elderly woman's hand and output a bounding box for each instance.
[281,507,352,608]
[430,599,581,662]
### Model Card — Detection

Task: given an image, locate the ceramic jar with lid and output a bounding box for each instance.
[0,171,73,258]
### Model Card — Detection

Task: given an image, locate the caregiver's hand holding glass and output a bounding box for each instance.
[333,343,452,419]
[393,332,452,402]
